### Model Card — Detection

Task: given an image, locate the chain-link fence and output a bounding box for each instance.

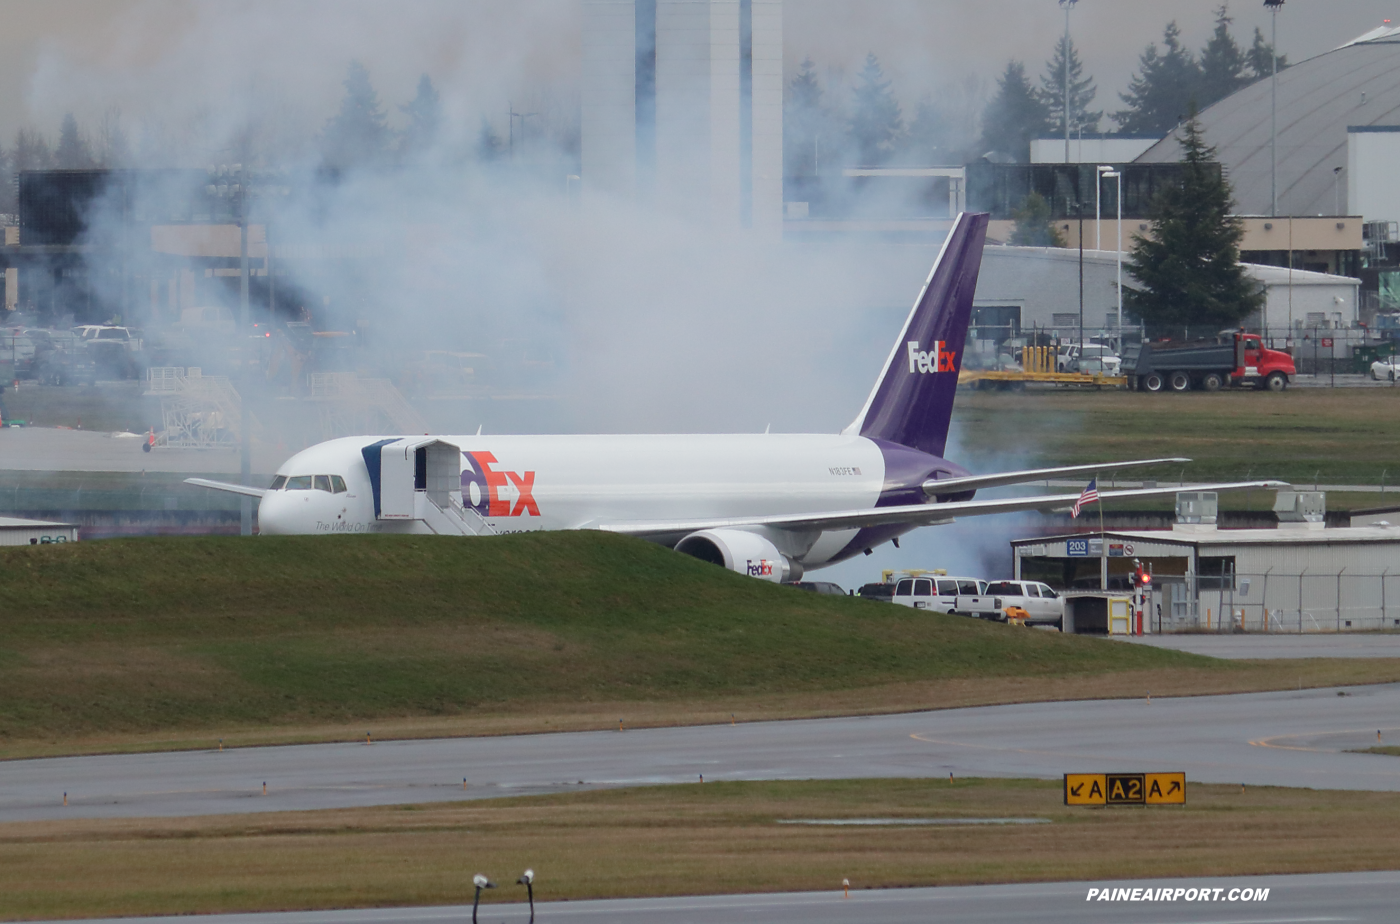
[1153,571,1400,633]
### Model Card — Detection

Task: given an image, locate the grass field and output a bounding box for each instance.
[2,533,1399,758]
[6,777,1400,919]
[951,388,1400,488]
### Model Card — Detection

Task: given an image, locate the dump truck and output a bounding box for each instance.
[1122,331,1295,393]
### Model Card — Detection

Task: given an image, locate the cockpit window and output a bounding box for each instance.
[269,475,287,490]
[313,475,332,493]
[286,475,313,490]
[330,475,348,494]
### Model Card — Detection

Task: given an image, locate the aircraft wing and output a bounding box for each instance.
[597,481,1288,539]
[922,457,1190,496]
[184,478,267,499]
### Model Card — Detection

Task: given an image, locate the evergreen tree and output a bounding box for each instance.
[1114,23,1203,136]
[1040,36,1101,138]
[54,113,93,169]
[398,74,442,162]
[848,53,903,166]
[1009,192,1066,247]
[475,117,504,162]
[977,61,1052,162]
[1198,5,1249,108]
[13,128,53,172]
[95,108,130,168]
[1125,115,1263,331]
[320,61,391,170]
[1246,27,1288,80]
[785,57,834,176]
[900,94,949,164]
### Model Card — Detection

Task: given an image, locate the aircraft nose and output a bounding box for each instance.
[257,491,294,535]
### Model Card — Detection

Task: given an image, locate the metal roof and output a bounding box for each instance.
[0,516,75,529]
[1135,31,1400,217]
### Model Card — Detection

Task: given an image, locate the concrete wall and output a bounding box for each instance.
[1348,127,1400,224]
[750,0,783,237]
[582,0,637,200]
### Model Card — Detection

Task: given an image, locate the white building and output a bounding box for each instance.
[582,0,783,234]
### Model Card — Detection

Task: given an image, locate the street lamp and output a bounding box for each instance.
[1265,0,1285,217]
[1060,1,1078,165]
[1099,166,1124,337]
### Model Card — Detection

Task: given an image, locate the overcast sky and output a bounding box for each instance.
[1,1,1398,146]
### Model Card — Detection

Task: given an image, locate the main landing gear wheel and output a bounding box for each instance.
[1142,373,1165,393]
[1168,371,1192,392]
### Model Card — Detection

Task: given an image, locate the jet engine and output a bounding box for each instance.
[674,528,799,583]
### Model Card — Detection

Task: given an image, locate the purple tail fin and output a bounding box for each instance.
[843,212,989,458]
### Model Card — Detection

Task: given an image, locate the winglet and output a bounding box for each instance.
[843,212,989,458]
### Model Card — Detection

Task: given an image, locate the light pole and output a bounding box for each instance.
[1095,165,1102,251]
[1060,1,1078,165]
[1334,165,1344,215]
[1266,0,1285,217]
[1100,166,1124,337]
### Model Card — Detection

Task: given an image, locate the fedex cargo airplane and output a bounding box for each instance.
[189,213,1281,582]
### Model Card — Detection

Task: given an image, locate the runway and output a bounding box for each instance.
[1119,634,1400,659]
[41,871,1400,924]
[7,684,1400,823]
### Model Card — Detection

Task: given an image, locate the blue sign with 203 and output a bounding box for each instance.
[1067,538,1089,557]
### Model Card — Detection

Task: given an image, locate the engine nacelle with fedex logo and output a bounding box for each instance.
[674,529,796,584]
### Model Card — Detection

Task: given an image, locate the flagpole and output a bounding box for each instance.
[1098,474,1106,591]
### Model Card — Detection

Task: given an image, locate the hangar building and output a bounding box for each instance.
[1011,493,1400,635]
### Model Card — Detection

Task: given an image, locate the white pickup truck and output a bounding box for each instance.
[954,580,1065,627]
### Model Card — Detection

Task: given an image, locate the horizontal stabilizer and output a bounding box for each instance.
[184,478,267,499]
[923,458,1192,497]
[599,480,1288,539]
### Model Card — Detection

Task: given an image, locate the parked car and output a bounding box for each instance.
[1371,357,1400,381]
[891,575,988,613]
[786,581,847,595]
[972,580,1065,627]
[856,582,895,603]
[1057,343,1122,375]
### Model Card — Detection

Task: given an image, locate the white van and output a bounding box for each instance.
[891,575,987,614]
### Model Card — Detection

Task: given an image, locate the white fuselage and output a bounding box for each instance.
[258,434,897,568]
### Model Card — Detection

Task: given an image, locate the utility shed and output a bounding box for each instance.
[0,516,78,546]
[1011,493,1400,633]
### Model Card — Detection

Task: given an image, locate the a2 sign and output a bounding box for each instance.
[1064,772,1185,806]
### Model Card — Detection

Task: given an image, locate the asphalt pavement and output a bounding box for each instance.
[8,683,1400,823]
[39,871,1400,924]
[1119,634,1400,659]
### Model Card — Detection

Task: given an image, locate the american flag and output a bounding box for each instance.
[1071,478,1100,519]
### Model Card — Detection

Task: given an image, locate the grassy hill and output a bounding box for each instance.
[0,532,1223,748]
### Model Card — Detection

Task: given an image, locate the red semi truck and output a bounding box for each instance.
[1122,332,1295,393]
